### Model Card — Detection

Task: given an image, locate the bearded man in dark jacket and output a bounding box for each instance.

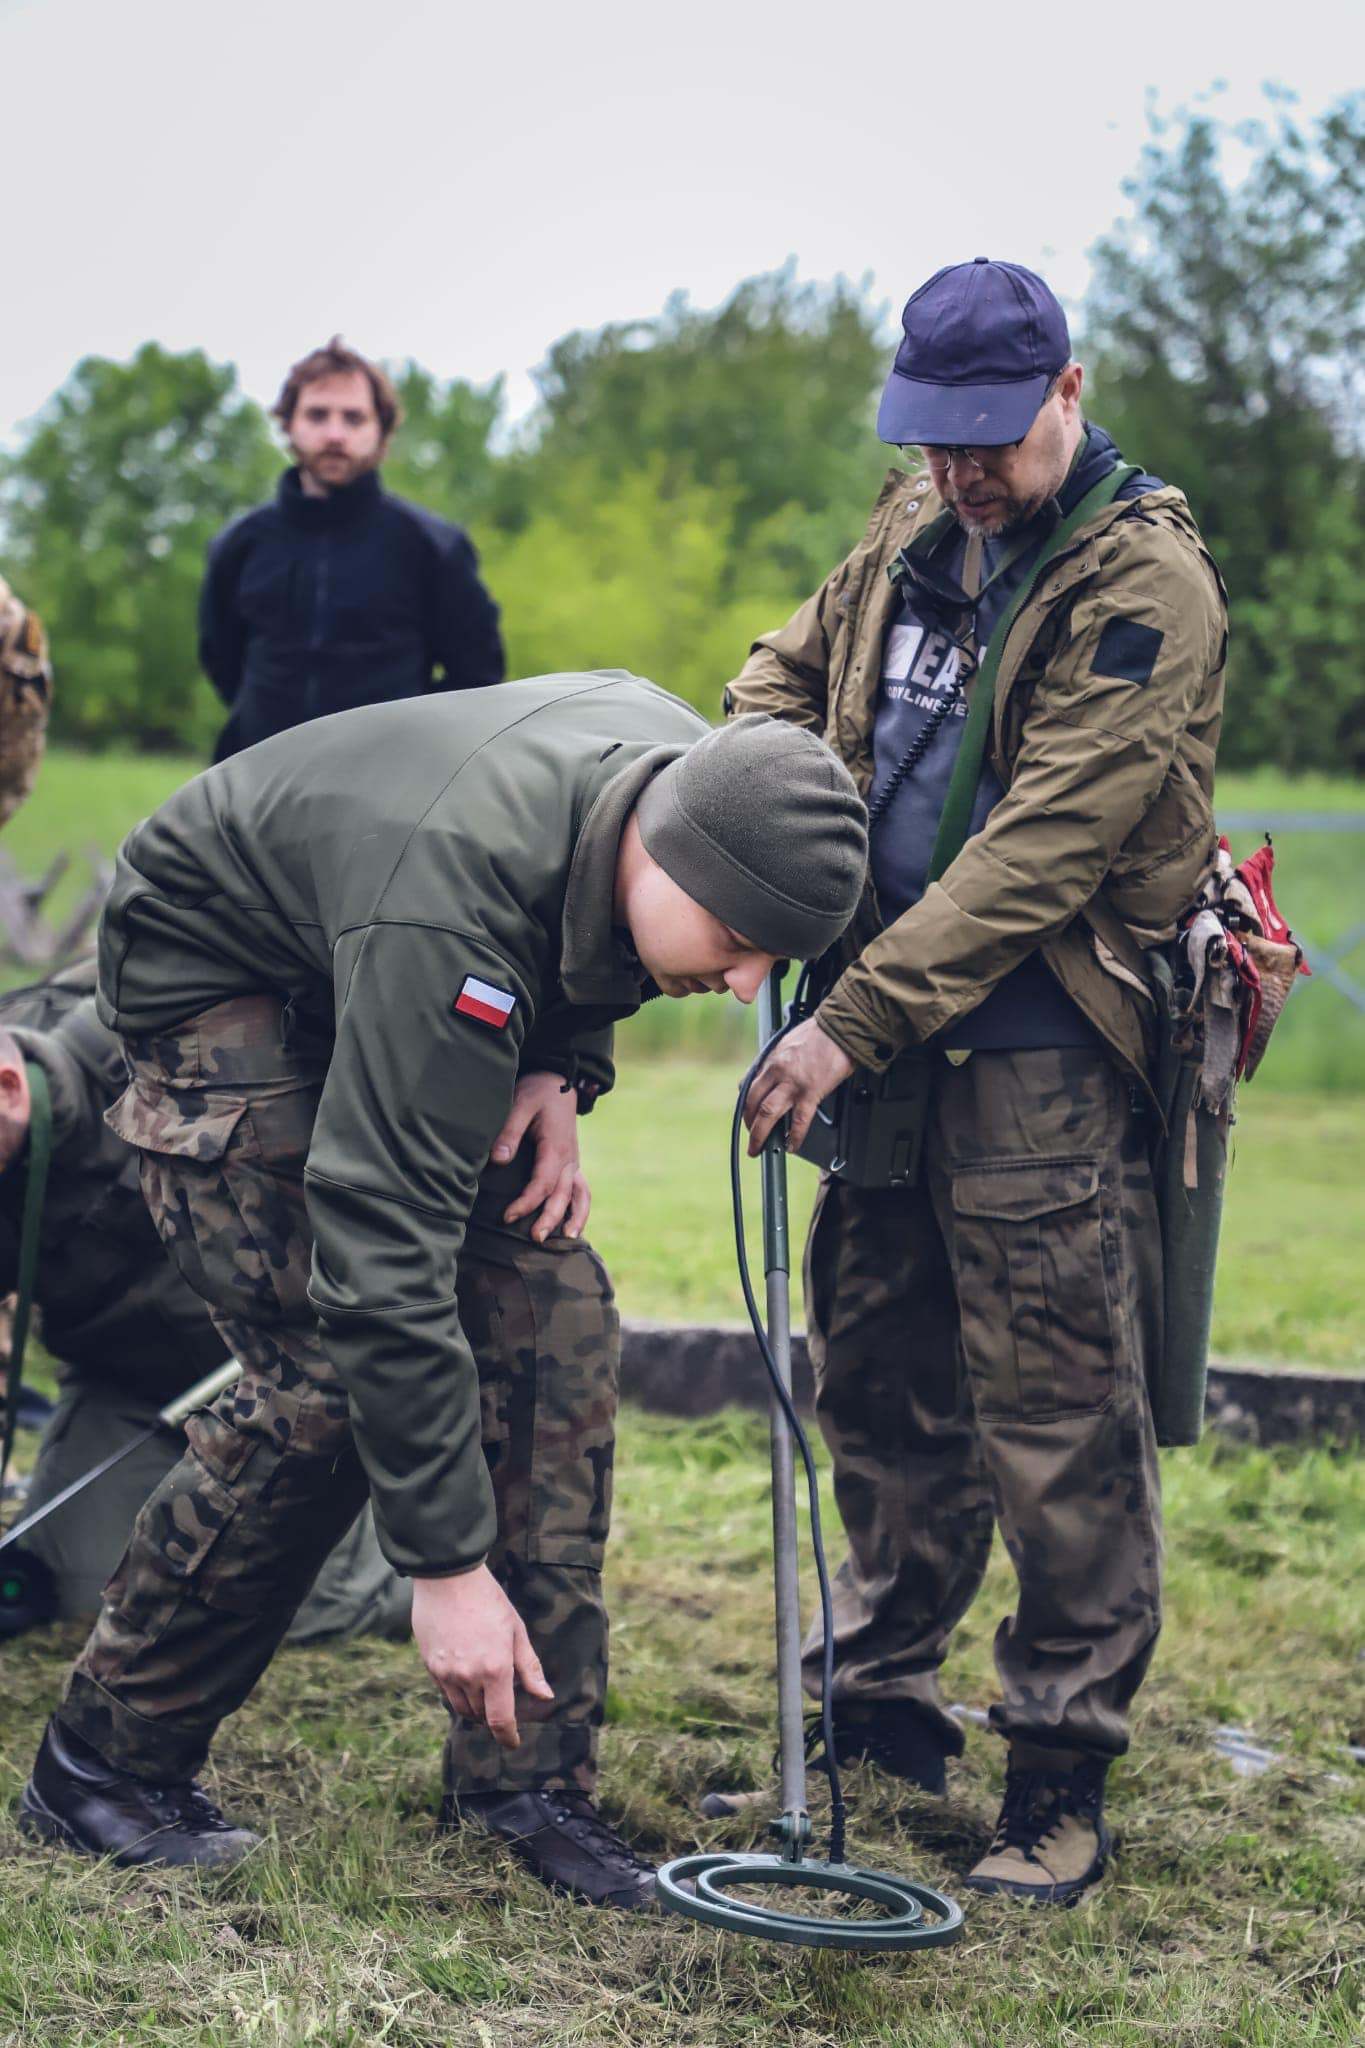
[201,337,504,761]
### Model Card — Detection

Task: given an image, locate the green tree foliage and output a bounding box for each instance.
[0,345,277,750]
[1082,92,1365,771]
[476,267,892,713]
[0,272,892,747]
[481,458,801,715]
[381,365,506,529]
[519,265,891,592]
[14,116,1363,773]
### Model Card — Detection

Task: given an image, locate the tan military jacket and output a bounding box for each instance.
[0,575,53,827]
[724,464,1228,1099]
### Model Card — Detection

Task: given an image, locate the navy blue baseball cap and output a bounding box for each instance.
[877,258,1071,447]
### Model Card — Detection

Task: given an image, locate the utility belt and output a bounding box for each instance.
[794,855,1306,1449]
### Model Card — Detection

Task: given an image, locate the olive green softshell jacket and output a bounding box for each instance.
[97,673,708,1574]
[725,467,1228,1093]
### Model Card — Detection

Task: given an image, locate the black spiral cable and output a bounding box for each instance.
[731,1007,847,1867]
[864,679,965,830]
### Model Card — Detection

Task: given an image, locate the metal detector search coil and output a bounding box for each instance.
[657,967,963,1953]
[659,1851,962,1952]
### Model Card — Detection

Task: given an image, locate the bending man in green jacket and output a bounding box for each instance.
[733,261,1227,1905]
[20,673,866,1910]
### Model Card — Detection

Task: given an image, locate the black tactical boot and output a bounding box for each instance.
[18,1718,261,1871]
[807,1702,952,1796]
[963,1746,1112,1904]
[441,1785,657,1911]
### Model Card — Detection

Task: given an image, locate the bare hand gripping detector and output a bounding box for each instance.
[656,966,963,1951]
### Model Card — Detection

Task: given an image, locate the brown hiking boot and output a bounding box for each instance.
[963,1747,1111,1905]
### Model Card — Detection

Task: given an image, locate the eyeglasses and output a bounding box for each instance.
[910,374,1066,473]
[915,443,1013,476]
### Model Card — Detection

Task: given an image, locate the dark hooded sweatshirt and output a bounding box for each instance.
[868,425,1163,1048]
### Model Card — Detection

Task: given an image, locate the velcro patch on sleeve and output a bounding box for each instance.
[453,975,517,1029]
[1091,616,1165,685]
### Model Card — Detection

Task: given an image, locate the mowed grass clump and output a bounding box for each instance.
[1,1410,1361,2046]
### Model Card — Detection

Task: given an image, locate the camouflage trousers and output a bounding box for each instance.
[23,1380,411,1641]
[58,996,619,1797]
[801,1045,1163,1761]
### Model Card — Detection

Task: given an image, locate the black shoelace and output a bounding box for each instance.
[545,1790,648,1873]
[993,1769,1098,1856]
[146,1782,230,1829]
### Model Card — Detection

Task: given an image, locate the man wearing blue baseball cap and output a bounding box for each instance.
[726,259,1228,1903]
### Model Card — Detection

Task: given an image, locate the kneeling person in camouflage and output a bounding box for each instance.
[0,962,600,1654]
[22,674,867,1909]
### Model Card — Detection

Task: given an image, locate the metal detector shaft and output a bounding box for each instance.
[0,1358,242,1556]
[657,973,965,1947]
[757,967,809,1859]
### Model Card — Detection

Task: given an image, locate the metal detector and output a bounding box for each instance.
[657,968,963,1951]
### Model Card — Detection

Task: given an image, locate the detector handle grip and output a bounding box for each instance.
[157,1359,242,1431]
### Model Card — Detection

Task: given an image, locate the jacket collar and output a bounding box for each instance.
[277,466,383,529]
[559,745,691,1006]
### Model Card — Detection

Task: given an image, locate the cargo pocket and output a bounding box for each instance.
[107,1445,249,1635]
[105,1080,279,1323]
[951,1158,1115,1419]
[105,1078,249,1162]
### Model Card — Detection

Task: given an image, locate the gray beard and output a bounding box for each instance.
[951,487,1051,540]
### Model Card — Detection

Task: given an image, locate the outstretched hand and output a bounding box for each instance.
[490,1070,590,1241]
[412,1565,554,1748]
[742,1016,854,1156]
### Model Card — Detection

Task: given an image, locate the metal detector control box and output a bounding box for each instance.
[795,1050,932,1189]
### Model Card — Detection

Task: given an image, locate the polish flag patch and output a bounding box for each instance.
[453,975,517,1030]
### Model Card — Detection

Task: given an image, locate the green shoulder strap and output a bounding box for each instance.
[924,464,1140,886]
[0,1059,53,1485]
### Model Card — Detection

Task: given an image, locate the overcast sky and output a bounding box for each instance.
[1,0,1350,443]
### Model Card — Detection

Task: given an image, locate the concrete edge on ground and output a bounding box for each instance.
[619,1321,1365,1447]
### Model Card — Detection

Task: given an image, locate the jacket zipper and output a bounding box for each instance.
[307,539,331,723]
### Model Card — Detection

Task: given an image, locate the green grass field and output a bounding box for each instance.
[1,1411,1360,2046]
[3,749,1364,1087]
[0,750,1361,2042]
[4,748,1362,1370]
[583,1058,1365,1370]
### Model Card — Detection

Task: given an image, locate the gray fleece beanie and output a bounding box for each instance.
[634,714,868,959]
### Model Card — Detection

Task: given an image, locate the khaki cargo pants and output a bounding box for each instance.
[58,996,619,1798]
[801,1045,1163,1761]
